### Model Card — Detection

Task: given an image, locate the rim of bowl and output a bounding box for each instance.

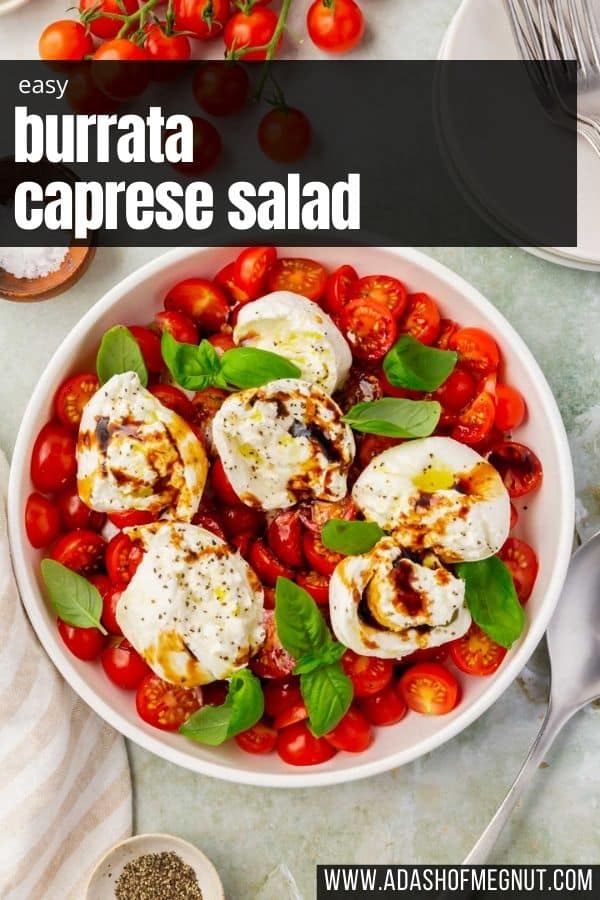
[7,246,575,788]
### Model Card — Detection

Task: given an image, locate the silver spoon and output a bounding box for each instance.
[464,531,600,863]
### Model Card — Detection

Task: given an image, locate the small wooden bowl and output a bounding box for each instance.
[0,245,96,301]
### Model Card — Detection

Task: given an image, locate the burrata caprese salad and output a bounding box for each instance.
[26,248,542,766]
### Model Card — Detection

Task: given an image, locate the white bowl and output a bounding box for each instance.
[7,246,574,787]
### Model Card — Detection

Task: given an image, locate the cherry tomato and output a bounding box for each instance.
[174,0,230,39]
[399,644,449,666]
[296,570,330,606]
[510,502,519,530]
[105,533,143,585]
[192,506,227,541]
[208,332,236,353]
[262,586,276,610]
[359,685,407,726]
[342,650,394,697]
[224,7,282,60]
[400,292,441,345]
[215,262,252,305]
[203,681,228,706]
[449,327,500,378]
[51,530,106,576]
[149,384,196,421]
[267,509,305,568]
[234,246,277,300]
[164,278,229,332]
[324,264,358,318]
[249,539,294,586]
[487,441,543,498]
[31,422,77,493]
[210,457,240,504]
[220,504,264,540]
[266,258,328,302]
[170,116,222,175]
[433,367,476,413]
[25,493,61,549]
[377,370,422,400]
[250,609,295,679]
[449,624,507,676]
[325,706,373,752]
[299,496,357,534]
[334,367,383,412]
[350,275,408,319]
[307,0,365,54]
[498,537,539,603]
[273,701,309,732]
[79,0,139,41]
[100,583,124,635]
[358,434,401,468]
[302,531,344,578]
[398,662,459,715]
[342,298,398,362]
[58,485,105,532]
[65,62,120,114]
[58,619,106,660]
[263,677,302,719]
[91,41,150,101]
[54,373,99,430]
[258,107,312,163]
[231,530,254,559]
[108,509,158,529]
[101,638,151,689]
[154,310,199,346]
[89,573,111,599]
[143,23,191,61]
[277,721,337,766]
[136,673,202,731]
[451,391,495,446]
[494,383,526,432]
[193,61,250,116]
[39,20,94,60]
[436,318,460,350]
[235,720,277,754]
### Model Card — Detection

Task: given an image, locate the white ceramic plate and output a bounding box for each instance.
[8,246,574,787]
[440,0,600,270]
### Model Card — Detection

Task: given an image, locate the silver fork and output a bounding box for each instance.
[505,0,600,158]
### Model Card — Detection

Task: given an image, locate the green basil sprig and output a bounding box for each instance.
[161,332,301,392]
[343,398,441,439]
[383,334,457,392]
[41,559,108,635]
[275,577,352,736]
[321,519,384,556]
[456,556,525,648]
[180,669,264,746]
[96,325,148,387]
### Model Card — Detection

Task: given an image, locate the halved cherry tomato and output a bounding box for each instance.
[498,537,539,603]
[193,61,250,116]
[433,367,476,412]
[334,367,383,413]
[296,570,330,606]
[105,533,143,585]
[449,624,507,676]
[231,530,254,559]
[273,701,309,731]
[449,327,500,377]
[235,720,277,754]
[54,373,99,431]
[215,262,252,305]
[101,638,151,689]
[164,278,229,332]
[359,685,407,726]
[324,264,358,318]
[220,504,264,540]
[299,496,357,534]
[266,257,328,302]
[51,530,106,576]
[276,721,337,766]
[193,386,229,425]
[100,584,124,636]
[494,384,526,432]
[249,539,294,586]
[342,298,398,362]
[400,292,441,345]
[302,530,344,578]
[31,422,77,493]
[250,609,296,679]
[234,246,277,300]
[149,384,196,421]
[451,391,495,446]
[325,706,373,753]
[341,650,394,697]
[263,677,303,719]
[267,509,305,568]
[154,310,199,345]
[210,458,240,505]
[487,441,543,498]
[436,318,460,350]
[358,434,401,468]
[57,620,106,660]
[208,332,236,354]
[127,325,164,374]
[108,509,158,529]
[136,673,202,731]
[398,662,459,715]
[25,493,61,549]
[58,485,105,532]
[350,275,408,319]
[202,681,228,706]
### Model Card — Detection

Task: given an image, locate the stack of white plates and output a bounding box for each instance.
[439,0,600,271]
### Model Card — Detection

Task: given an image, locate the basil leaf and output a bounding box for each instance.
[300,662,353,737]
[456,556,525,649]
[294,641,346,676]
[161,332,227,392]
[275,577,329,660]
[179,669,264,746]
[383,335,458,392]
[321,519,384,556]
[343,398,441,438]
[96,325,148,387]
[221,347,301,389]
[41,559,107,635]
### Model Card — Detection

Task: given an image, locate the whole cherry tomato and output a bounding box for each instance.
[100,583,124,636]
[249,539,294,586]
[39,20,94,60]
[193,61,250,116]
[263,677,303,719]
[154,310,199,346]
[224,7,282,60]
[277,721,337,766]
[267,509,305,568]
[149,384,196,421]
[101,638,151,689]
[25,493,61,549]
[325,706,373,753]
[143,23,191,61]
[258,107,312,163]
[31,422,77,493]
[174,0,230,39]
[79,0,139,41]
[307,0,365,55]
[494,383,526,432]
[210,458,240,505]
[57,485,105,532]
[359,685,407,726]
[58,619,106,660]
[127,325,164,373]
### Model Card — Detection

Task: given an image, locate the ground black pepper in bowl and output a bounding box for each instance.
[115,851,203,899]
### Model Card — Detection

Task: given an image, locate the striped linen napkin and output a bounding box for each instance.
[0,450,132,900]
